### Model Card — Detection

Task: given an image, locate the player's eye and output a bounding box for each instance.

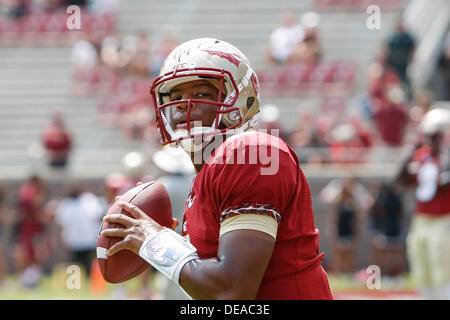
[170,94,182,101]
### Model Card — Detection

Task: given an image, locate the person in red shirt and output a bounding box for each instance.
[394,108,450,299]
[100,38,333,300]
[42,109,73,169]
[17,175,47,267]
[372,85,409,146]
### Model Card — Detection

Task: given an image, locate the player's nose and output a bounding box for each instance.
[176,99,196,112]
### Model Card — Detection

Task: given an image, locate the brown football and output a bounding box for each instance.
[97,181,173,283]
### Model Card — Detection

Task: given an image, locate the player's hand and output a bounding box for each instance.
[101,201,164,256]
[113,180,179,231]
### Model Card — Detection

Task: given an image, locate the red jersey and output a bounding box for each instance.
[43,124,72,154]
[182,131,333,299]
[373,103,408,146]
[413,146,450,216]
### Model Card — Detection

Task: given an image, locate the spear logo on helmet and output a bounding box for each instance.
[203,49,242,67]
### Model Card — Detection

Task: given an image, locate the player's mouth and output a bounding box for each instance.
[176,120,202,130]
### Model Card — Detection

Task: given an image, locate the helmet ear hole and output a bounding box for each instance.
[246,97,255,110]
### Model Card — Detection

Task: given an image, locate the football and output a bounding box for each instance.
[97,181,173,283]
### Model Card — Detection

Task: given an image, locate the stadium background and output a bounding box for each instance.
[0,0,448,299]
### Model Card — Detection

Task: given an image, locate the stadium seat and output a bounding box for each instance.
[308,62,335,84]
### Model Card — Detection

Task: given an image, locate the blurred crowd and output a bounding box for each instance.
[0,147,195,299]
[0,0,118,19]
[260,13,450,166]
[267,11,322,66]
[71,28,180,142]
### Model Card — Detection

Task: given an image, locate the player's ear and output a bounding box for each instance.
[171,218,179,230]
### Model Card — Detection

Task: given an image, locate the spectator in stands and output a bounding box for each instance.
[328,122,367,163]
[0,0,27,19]
[347,113,374,150]
[290,112,335,164]
[54,182,105,276]
[289,27,321,65]
[372,84,409,147]
[320,177,373,274]
[307,114,335,163]
[288,11,322,65]
[362,60,400,123]
[100,32,123,71]
[366,61,400,101]
[369,183,405,276]
[71,33,98,76]
[42,109,73,169]
[266,12,304,65]
[101,31,144,75]
[384,20,416,99]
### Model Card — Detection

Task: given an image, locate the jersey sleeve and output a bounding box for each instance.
[219,213,279,239]
[204,135,299,226]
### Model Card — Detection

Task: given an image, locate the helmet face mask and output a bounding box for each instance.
[149,38,260,148]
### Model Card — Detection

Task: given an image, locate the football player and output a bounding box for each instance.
[101,38,333,299]
[395,108,450,300]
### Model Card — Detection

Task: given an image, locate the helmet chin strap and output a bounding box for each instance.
[169,112,259,154]
[171,127,218,153]
[169,113,223,153]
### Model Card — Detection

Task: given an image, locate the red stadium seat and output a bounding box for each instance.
[332,61,356,83]
[258,70,282,90]
[82,13,94,31]
[277,63,314,88]
[308,62,335,83]
[0,18,23,33]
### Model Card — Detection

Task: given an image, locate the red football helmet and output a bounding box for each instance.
[149,38,261,151]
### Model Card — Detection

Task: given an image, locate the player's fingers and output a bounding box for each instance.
[103,213,134,228]
[107,240,130,256]
[118,201,147,220]
[100,228,126,239]
[115,195,121,202]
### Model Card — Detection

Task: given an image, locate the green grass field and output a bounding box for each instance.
[0,270,418,300]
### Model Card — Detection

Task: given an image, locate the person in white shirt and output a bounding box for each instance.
[267,12,304,64]
[55,183,105,275]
